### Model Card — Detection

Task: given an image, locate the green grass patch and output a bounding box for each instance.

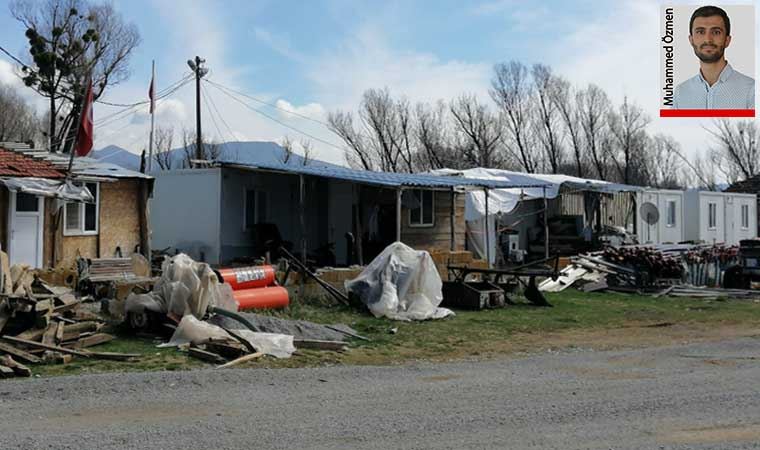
[26,289,760,377]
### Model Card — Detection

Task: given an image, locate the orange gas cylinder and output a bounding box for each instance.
[218,265,276,290]
[233,286,290,310]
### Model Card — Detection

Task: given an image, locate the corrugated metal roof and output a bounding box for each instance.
[2,144,152,180]
[218,160,548,189]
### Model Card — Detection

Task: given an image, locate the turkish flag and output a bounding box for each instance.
[75,79,94,157]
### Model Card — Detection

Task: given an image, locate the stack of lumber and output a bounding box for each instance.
[0,265,136,378]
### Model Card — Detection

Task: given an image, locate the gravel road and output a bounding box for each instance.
[2,336,760,449]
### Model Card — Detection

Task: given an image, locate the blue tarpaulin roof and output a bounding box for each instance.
[217,160,548,189]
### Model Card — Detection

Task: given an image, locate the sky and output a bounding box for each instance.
[0,0,758,167]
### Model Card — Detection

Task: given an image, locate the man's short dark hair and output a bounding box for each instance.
[690,5,731,36]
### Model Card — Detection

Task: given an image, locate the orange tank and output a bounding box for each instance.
[233,286,290,310]
[218,265,276,290]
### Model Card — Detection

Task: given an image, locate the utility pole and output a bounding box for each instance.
[187,56,208,162]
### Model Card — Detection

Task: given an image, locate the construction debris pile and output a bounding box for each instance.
[540,243,758,300]
[0,265,137,379]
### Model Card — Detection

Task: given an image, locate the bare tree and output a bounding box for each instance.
[644,134,682,188]
[607,97,650,184]
[449,94,506,168]
[11,0,140,152]
[577,84,611,180]
[414,100,460,170]
[299,139,313,166]
[327,88,416,173]
[491,61,537,172]
[706,120,760,183]
[551,77,586,177]
[151,125,174,170]
[531,64,564,174]
[0,83,41,144]
[279,136,294,164]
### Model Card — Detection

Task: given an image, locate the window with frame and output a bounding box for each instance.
[64,182,99,235]
[408,189,434,227]
[244,189,268,229]
[708,202,717,229]
[741,204,750,229]
[666,200,676,227]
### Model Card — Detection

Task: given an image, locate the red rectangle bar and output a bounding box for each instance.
[660,109,756,118]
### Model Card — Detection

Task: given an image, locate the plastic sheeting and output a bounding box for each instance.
[125,253,237,318]
[430,168,640,219]
[345,242,453,321]
[0,177,94,202]
[161,315,295,359]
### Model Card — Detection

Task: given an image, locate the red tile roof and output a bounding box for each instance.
[0,147,65,178]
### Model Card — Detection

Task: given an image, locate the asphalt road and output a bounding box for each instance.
[2,337,760,449]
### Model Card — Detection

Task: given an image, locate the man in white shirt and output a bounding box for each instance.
[673,5,755,109]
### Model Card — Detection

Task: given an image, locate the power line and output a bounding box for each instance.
[205,81,348,153]
[0,44,28,68]
[205,86,239,143]
[96,73,193,108]
[200,83,228,144]
[204,78,331,128]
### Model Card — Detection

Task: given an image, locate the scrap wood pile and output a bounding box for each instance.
[0,265,136,379]
[540,243,758,300]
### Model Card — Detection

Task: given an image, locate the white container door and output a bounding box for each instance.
[8,192,44,268]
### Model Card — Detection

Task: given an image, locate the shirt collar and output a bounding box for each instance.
[699,62,734,86]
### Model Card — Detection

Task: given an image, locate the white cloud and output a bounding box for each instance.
[308,25,491,109]
[0,59,20,86]
[275,99,325,120]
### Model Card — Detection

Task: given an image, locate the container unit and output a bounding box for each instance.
[684,191,757,245]
[636,189,685,245]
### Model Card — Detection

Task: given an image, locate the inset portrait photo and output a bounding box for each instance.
[660,5,755,117]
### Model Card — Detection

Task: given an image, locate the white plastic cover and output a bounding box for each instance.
[345,242,454,321]
[125,253,237,318]
[0,177,94,202]
[162,315,296,359]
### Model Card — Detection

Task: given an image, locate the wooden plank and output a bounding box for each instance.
[55,322,65,344]
[15,327,46,341]
[188,347,227,364]
[67,333,114,349]
[42,322,58,346]
[1,355,31,377]
[2,335,90,358]
[0,365,14,378]
[84,351,139,361]
[216,351,264,369]
[0,341,42,363]
[293,339,347,351]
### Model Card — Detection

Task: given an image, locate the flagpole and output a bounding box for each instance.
[147,60,155,172]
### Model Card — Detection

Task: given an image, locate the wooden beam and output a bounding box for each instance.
[0,341,42,363]
[2,335,91,357]
[450,188,455,251]
[484,188,491,268]
[216,351,264,369]
[396,188,403,242]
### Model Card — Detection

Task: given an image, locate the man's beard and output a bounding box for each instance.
[693,44,725,63]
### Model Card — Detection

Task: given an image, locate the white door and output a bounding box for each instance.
[8,192,44,268]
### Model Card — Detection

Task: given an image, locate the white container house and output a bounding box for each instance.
[684,191,757,245]
[636,189,685,245]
